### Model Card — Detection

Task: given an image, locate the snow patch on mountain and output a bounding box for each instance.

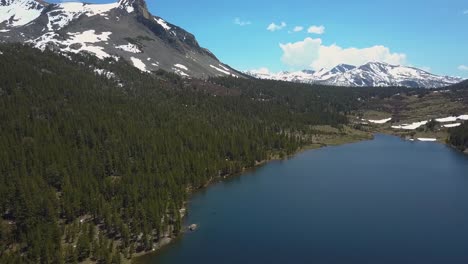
[210,65,230,75]
[116,43,141,53]
[0,0,44,27]
[444,123,461,128]
[246,62,464,88]
[131,57,148,72]
[155,18,170,31]
[174,64,188,71]
[172,67,189,77]
[47,2,120,31]
[29,30,112,59]
[392,121,429,130]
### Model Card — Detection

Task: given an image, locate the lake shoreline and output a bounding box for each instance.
[133,128,373,263]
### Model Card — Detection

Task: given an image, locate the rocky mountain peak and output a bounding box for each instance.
[0,0,240,78]
[118,0,149,17]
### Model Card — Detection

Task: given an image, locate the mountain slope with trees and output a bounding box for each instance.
[0,43,382,263]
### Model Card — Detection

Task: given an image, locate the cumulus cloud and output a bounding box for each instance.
[293,26,304,32]
[234,18,251,26]
[267,22,287,32]
[458,65,468,71]
[250,67,271,74]
[307,25,325,34]
[279,37,407,70]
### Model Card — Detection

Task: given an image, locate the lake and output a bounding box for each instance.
[140,134,468,264]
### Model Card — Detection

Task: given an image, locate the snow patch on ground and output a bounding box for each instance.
[0,29,10,32]
[444,123,461,128]
[436,116,458,123]
[368,118,392,124]
[174,64,188,71]
[68,30,111,43]
[172,67,189,77]
[417,138,437,142]
[210,65,230,75]
[392,121,428,130]
[436,115,468,122]
[218,64,231,72]
[116,43,141,53]
[155,18,171,30]
[130,57,148,72]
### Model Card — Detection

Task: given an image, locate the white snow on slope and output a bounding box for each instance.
[130,57,148,72]
[47,2,119,31]
[116,43,141,53]
[444,123,461,128]
[436,115,468,122]
[417,138,437,142]
[30,30,113,59]
[218,64,231,72]
[368,118,392,124]
[210,65,230,75]
[0,0,43,27]
[155,18,171,30]
[174,64,188,71]
[392,121,428,130]
[436,116,458,123]
[68,30,111,43]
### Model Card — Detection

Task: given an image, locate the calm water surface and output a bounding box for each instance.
[141,134,468,264]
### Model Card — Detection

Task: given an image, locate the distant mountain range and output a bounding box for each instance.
[0,0,240,78]
[246,62,464,88]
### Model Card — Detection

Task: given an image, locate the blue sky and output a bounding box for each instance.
[55,0,468,77]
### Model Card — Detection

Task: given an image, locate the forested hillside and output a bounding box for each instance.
[0,43,377,263]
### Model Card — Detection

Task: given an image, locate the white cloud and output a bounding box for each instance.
[279,37,407,70]
[234,18,251,26]
[250,67,271,74]
[458,65,468,71]
[293,26,304,32]
[307,25,325,34]
[267,22,287,32]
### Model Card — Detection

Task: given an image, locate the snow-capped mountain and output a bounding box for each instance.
[246,62,464,88]
[0,0,240,78]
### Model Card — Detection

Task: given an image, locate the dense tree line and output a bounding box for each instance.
[448,122,468,151]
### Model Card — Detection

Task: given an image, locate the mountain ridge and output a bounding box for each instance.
[246,62,464,88]
[0,0,241,78]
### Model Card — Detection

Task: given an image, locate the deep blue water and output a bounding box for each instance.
[141,134,468,264]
